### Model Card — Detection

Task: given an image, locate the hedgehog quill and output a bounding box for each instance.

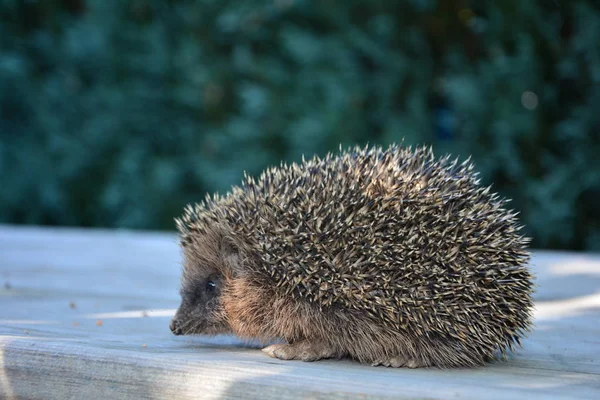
[170,144,534,368]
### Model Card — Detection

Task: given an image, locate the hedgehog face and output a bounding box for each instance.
[170,271,230,336]
[170,227,240,336]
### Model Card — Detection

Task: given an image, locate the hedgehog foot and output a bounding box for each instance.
[371,355,426,368]
[262,341,338,362]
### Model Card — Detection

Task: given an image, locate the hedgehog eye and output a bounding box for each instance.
[206,280,217,293]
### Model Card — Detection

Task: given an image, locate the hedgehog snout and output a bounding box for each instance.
[169,318,183,335]
[170,305,189,335]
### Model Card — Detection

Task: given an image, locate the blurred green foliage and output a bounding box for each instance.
[1,0,599,250]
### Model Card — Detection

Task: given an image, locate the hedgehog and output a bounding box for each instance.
[170,144,534,368]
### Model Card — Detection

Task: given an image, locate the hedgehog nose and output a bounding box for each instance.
[170,319,183,335]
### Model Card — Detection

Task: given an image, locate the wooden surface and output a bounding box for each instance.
[1,224,599,400]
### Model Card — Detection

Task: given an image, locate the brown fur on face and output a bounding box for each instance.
[170,224,239,336]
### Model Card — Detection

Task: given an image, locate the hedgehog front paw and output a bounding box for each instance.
[262,341,338,362]
[371,355,426,368]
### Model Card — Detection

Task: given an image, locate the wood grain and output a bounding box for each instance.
[1,224,599,399]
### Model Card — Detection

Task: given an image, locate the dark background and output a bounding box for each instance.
[1,0,598,251]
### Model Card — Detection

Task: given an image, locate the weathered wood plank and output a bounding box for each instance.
[1,225,599,399]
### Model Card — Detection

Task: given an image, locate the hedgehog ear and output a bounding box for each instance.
[221,236,242,275]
